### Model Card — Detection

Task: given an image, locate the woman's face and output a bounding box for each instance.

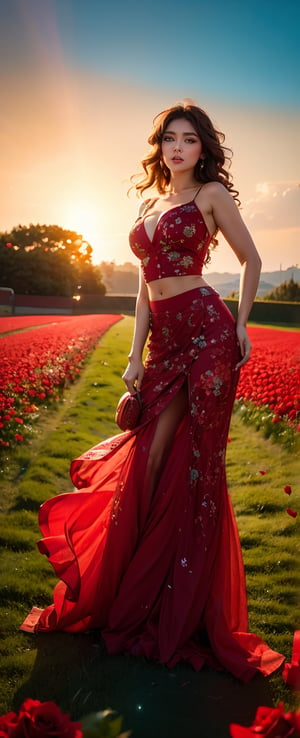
[161,117,203,174]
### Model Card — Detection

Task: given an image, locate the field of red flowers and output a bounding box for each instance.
[1,319,299,449]
[0,314,121,448]
[0,315,76,334]
[236,326,300,433]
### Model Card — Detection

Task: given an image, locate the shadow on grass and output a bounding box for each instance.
[15,631,274,738]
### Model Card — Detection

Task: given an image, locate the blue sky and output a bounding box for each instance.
[2,0,299,108]
[59,0,299,108]
[0,0,299,271]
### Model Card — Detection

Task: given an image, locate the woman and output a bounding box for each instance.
[21,102,284,682]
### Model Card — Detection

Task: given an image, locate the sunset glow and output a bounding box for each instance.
[62,202,101,249]
[0,0,299,272]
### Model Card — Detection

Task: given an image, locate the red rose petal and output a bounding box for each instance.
[286,509,298,518]
[259,470,267,475]
[229,725,252,737]
[229,703,299,738]
[284,485,292,495]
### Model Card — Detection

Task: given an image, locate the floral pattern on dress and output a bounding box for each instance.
[183,225,196,238]
[192,334,207,348]
[167,251,181,262]
[129,202,211,282]
[180,255,194,268]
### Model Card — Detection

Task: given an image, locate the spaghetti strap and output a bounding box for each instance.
[193,185,202,200]
[141,198,158,217]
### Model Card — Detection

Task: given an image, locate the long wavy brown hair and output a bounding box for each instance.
[132,101,240,206]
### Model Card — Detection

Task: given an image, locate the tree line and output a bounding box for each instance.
[1,224,299,301]
[227,278,300,302]
[0,224,105,296]
[263,278,300,302]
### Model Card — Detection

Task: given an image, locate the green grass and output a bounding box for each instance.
[226,413,300,708]
[0,315,299,737]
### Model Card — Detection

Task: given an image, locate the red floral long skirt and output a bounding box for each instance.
[21,287,284,682]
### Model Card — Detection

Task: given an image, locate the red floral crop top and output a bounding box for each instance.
[129,197,212,284]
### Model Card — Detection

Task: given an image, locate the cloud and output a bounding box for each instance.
[244,181,300,230]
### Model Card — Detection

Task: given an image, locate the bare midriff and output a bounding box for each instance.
[147,274,208,301]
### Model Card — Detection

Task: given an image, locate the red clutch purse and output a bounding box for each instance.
[115,390,142,431]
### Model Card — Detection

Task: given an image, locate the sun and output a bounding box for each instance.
[63,202,100,248]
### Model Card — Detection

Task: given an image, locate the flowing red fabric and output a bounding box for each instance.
[21,287,284,682]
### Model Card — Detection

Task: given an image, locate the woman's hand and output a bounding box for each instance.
[122,357,145,394]
[235,324,252,369]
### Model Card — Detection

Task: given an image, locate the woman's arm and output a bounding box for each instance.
[207,182,262,368]
[122,266,150,393]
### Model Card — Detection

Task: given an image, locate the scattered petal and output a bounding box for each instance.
[286,508,298,518]
[284,485,292,495]
[259,470,267,475]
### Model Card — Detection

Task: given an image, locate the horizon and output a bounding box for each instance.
[96,260,300,277]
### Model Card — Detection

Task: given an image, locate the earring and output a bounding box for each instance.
[199,159,205,170]
[159,159,165,170]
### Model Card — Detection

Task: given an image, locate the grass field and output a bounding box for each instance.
[0,316,299,738]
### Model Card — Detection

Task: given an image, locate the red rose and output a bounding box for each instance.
[254,705,296,736]
[230,703,300,737]
[282,630,300,691]
[0,711,19,736]
[0,700,82,738]
[283,661,300,690]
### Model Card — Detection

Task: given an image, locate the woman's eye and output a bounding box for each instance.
[163,136,174,142]
[186,138,197,143]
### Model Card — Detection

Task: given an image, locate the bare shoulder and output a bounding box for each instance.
[201,181,224,194]
[201,181,234,203]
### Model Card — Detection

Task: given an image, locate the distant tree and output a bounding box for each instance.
[99,261,115,291]
[226,290,239,299]
[75,262,106,295]
[0,224,105,296]
[121,261,139,273]
[98,261,139,294]
[263,278,300,302]
[0,223,92,262]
